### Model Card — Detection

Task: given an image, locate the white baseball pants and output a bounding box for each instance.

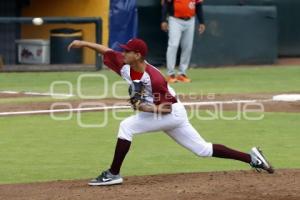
[118,102,213,157]
[166,16,195,76]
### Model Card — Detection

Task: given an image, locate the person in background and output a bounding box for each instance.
[161,0,206,83]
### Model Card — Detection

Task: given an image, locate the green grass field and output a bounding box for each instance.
[0,111,299,184]
[1,66,300,104]
[0,66,299,184]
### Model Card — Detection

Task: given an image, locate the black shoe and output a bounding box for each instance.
[88,169,123,186]
[250,147,274,174]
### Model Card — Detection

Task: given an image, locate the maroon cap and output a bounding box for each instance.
[119,38,148,57]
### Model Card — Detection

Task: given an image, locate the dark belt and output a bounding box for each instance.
[176,17,191,21]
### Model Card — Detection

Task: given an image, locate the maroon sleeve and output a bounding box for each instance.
[103,50,124,75]
[146,65,177,105]
[153,83,177,105]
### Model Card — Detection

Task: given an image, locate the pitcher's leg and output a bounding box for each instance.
[111,111,185,175]
[118,111,185,142]
[165,122,251,163]
[212,144,274,173]
[110,138,131,175]
[165,122,213,157]
[212,144,251,163]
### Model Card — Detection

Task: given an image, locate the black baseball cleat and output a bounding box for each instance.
[250,147,274,174]
[88,169,123,186]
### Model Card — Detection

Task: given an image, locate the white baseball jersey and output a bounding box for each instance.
[103,50,212,157]
[104,50,177,105]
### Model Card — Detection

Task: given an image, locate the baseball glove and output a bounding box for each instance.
[128,80,145,110]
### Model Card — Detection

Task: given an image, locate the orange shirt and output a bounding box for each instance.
[161,0,205,24]
[174,0,203,18]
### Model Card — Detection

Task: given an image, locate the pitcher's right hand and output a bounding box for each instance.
[68,40,85,51]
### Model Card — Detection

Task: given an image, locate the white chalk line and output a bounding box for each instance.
[0,99,274,117]
[272,94,300,101]
[0,90,74,97]
[0,105,131,116]
[1,93,299,117]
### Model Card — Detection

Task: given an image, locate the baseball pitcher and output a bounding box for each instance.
[68,38,274,186]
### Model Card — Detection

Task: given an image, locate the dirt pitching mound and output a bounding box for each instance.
[0,169,299,200]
